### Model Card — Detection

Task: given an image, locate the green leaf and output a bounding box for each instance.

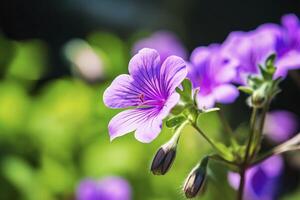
[171,104,185,115]
[166,116,186,128]
[238,86,253,95]
[214,142,235,161]
[247,76,263,89]
[259,65,273,80]
[176,78,193,102]
[265,53,276,69]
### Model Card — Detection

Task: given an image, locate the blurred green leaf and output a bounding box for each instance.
[87,32,128,78]
[0,81,30,135]
[166,116,186,128]
[6,39,48,83]
[0,34,15,74]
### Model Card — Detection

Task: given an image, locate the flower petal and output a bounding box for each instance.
[108,109,149,141]
[274,50,300,78]
[134,117,162,143]
[103,74,141,108]
[213,84,239,104]
[128,48,162,99]
[134,93,180,143]
[260,156,283,177]
[160,56,187,96]
[196,93,215,109]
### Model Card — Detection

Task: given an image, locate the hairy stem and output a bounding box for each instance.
[244,107,258,162]
[251,133,300,166]
[237,107,258,200]
[251,100,271,159]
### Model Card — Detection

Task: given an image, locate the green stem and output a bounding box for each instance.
[251,133,300,166]
[237,107,258,200]
[209,154,238,170]
[237,169,246,200]
[191,122,220,152]
[251,100,271,159]
[244,107,258,162]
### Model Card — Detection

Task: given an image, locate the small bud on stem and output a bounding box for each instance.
[183,157,209,198]
[151,121,188,175]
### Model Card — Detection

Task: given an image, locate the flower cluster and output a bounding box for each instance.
[223,14,300,83]
[103,13,300,200]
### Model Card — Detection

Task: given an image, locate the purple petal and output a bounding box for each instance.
[264,110,299,143]
[213,84,239,104]
[128,48,163,99]
[160,56,187,95]
[134,93,180,143]
[260,156,284,177]
[213,57,238,83]
[108,109,149,141]
[281,14,300,43]
[97,177,132,200]
[251,168,268,196]
[132,31,187,62]
[196,93,215,109]
[76,179,98,200]
[103,74,141,109]
[274,50,300,78]
[228,156,283,200]
[190,47,211,66]
[227,172,240,190]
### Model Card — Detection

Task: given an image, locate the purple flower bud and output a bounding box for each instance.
[151,142,177,175]
[183,157,208,198]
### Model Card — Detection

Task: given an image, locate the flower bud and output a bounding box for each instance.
[251,91,266,108]
[250,83,270,108]
[150,141,177,175]
[183,157,208,198]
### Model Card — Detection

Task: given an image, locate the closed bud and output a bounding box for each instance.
[251,91,266,108]
[250,83,269,108]
[150,140,177,175]
[183,157,208,198]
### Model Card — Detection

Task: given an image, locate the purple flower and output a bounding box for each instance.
[228,156,284,200]
[103,48,187,143]
[188,44,239,109]
[274,14,300,78]
[132,31,188,62]
[264,110,299,143]
[222,25,279,84]
[222,14,300,83]
[76,177,132,200]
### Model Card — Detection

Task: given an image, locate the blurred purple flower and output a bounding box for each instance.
[274,14,300,78]
[222,13,300,83]
[264,110,299,143]
[132,31,188,62]
[103,48,187,143]
[222,25,279,84]
[76,177,132,200]
[228,156,284,200]
[188,44,239,109]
